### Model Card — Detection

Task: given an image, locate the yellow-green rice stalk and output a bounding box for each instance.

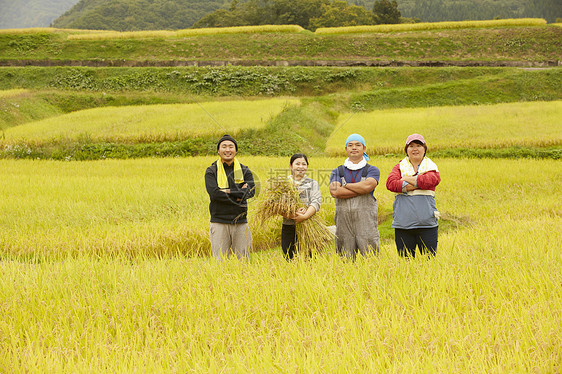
[256,177,301,220]
[177,25,305,37]
[256,177,334,256]
[0,27,57,34]
[295,215,334,257]
[315,18,547,34]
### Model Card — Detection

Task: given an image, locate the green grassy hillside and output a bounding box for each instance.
[1,66,560,100]
[0,25,560,64]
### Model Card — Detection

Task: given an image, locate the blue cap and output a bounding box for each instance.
[345,133,369,161]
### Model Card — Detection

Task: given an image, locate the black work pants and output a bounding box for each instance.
[281,224,297,260]
[395,227,438,258]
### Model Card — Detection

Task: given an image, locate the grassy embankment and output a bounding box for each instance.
[0,22,560,63]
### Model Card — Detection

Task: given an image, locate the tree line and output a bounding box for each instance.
[194,0,403,30]
[48,0,561,32]
[397,0,560,23]
[52,0,230,30]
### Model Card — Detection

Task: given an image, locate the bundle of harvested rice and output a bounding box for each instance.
[295,215,334,257]
[257,177,334,256]
[256,177,301,221]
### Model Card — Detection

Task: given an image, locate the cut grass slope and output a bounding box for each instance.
[1,26,560,63]
[349,68,562,111]
[326,101,562,155]
[0,89,65,130]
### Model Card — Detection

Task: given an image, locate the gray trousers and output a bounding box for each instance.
[209,222,252,261]
[335,192,380,261]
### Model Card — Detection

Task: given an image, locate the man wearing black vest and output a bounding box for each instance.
[329,133,381,261]
[205,135,255,261]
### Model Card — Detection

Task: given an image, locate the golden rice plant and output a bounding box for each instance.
[0,27,57,35]
[326,101,562,155]
[295,215,334,257]
[257,177,333,257]
[68,30,177,40]
[2,99,297,146]
[315,18,547,34]
[0,27,115,35]
[66,25,304,40]
[257,177,302,220]
[176,25,305,37]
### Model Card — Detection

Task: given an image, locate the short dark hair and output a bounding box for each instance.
[290,153,308,166]
[405,140,427,156]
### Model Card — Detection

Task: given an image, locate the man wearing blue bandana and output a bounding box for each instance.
[329,134,381,260]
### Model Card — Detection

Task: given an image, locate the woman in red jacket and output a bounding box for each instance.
[386,134,441,257]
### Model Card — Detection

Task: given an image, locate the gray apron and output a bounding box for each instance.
[335,173,380,260]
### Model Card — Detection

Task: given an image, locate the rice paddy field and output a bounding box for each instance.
[3,99,297,144]
[0,154,560,371]
[315,18,547,34]
[327,100,562,155]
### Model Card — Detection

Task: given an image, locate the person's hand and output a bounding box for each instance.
[405,184,416,191]
[241,183,248,189]
[293,211,307,223]
[401,176,417,186]
[296,207,306,214]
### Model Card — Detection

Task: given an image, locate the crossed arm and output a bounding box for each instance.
[329,178,378,199]
[205,167,255,202]
[386,164,440,193]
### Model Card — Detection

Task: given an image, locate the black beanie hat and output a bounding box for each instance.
[217,134,238,151]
